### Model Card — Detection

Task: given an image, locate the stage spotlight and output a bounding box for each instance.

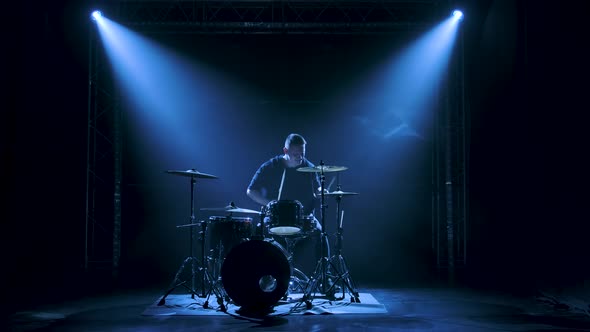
[452,10,464,21]
[91,10,102,21]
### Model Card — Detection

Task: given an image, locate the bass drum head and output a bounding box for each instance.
[221,239,290,311]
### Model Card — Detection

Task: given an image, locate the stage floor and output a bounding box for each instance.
[8,284,590,331]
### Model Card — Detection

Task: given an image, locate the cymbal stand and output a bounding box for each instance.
[302,161,333,306]
[328,184,360,303]
[253,205,267,239]
[157,176,226,311]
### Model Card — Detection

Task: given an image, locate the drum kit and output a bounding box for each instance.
[157,162,360,313]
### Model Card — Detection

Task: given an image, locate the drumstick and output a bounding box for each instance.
[277,168,286,201]
[327,176,336,192]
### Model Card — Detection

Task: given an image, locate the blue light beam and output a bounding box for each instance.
[93,16,253,170]
[351,15,462,141]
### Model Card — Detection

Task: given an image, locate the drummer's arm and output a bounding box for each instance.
[247,188,271,207]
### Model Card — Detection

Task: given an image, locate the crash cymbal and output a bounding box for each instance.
[325,190,359,196]
[165,169,218,179]
[225,208,261,214]
[201,202,260,214]
[297,165,348,173]
[201,207,261,214]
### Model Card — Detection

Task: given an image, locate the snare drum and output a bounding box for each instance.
[265,200,304,236]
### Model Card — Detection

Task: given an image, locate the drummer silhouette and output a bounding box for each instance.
[246,133,322,276]
[247,133,319,215]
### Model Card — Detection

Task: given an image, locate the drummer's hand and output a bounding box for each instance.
[315,187,329,198]
[314,216,322,231]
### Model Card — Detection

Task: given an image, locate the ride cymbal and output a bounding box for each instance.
[165,169,218,179]
[324,190,359,196]
[297,165,348,173]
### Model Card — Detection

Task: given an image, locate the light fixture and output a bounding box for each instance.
[91,10,102,21]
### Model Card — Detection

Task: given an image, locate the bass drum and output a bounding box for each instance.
[220,238,291,311]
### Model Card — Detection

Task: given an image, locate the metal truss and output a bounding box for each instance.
[85,24,123,273]
[432,27,467,282]
[105,0,449,34]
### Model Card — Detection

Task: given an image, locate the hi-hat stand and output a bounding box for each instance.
[157,169,226,311]
[325,183,361,302]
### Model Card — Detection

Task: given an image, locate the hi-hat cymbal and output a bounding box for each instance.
[166,169,218,179]
[201,202,260,214]
[325,190,359,196]
[297,165,348,173]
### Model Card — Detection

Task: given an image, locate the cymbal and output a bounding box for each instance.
[165,169,218,179]
[176,222,202,228]
[325,190,359,196]
[202,207,261,214]
[297,165,348,173]
[201,202,260,214]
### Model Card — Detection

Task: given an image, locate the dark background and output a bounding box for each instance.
[3,0,588,311]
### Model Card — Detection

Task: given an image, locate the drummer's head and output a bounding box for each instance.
[283,133,306,167]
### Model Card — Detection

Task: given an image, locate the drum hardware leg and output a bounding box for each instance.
[288,268,309,293]
[157,256,196,306]
[199,221,228,310]
[198,267,227,311]
[302,231,335,297]
[279,237,310,297]
[326,254,360,302]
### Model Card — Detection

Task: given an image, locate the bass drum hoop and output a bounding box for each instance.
[220,238,291,310]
